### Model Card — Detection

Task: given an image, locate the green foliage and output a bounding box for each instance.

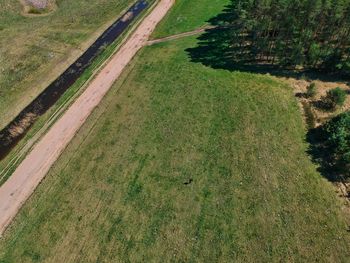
[306,83,317,98]
[196,0,350,72]
[300,74,310,81]
[323,111,350,178]
[325,87,347,110]
[336,60,350,75]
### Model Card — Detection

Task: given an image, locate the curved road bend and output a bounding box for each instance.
[0,0,175,236]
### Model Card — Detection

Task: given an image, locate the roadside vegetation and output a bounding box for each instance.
[0,0,155,185]
[0,0,133,129]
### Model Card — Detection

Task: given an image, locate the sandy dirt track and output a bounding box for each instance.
[0,0,174,236]
[147,25,215,45]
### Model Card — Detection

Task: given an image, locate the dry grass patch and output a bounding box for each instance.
[287,78,350,127]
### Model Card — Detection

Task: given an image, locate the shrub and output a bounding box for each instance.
[324,87,347,110]
[300,74,309,81]
[306,82,317,98]
[323,111,350,179]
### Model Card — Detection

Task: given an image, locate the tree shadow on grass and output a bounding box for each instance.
[185,2,350,184]
[306,126,343,182]
[185,3,350,84]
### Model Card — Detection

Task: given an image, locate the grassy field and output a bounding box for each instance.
[0,34,350,261]
[0,0,134,129]
[1,0,350,262]
[151,0,229,38]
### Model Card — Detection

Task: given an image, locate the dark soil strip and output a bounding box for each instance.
[0,0,149,160]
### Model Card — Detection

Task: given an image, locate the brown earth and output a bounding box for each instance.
[283,76,350,220]
[285,77,350,127]
[26,0,49,9]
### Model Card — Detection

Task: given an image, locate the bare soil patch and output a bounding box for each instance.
[20,0,57,15]
[286,78,350,127]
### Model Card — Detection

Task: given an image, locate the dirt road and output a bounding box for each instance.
[0,0,174,236]
[147,25,215,45]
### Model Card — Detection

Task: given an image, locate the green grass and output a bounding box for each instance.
[0,0,134,129]
[151,0,230,38]
[1,0,350,261]
[0,0,156,186]
[0,36,349,262]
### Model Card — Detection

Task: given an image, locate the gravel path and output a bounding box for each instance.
[0,0,174,236]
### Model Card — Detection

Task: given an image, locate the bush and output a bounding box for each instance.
[306,82,317,98]
[323,111,350,178]
[300,74,310,81]
[324,87,347,110]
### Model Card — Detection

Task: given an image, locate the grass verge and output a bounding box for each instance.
[0,0,157,186]
[0,0,134,129]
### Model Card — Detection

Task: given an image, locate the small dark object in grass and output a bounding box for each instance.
[184,178,193,185]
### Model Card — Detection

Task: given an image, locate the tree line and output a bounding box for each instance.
[209,0,350,74]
